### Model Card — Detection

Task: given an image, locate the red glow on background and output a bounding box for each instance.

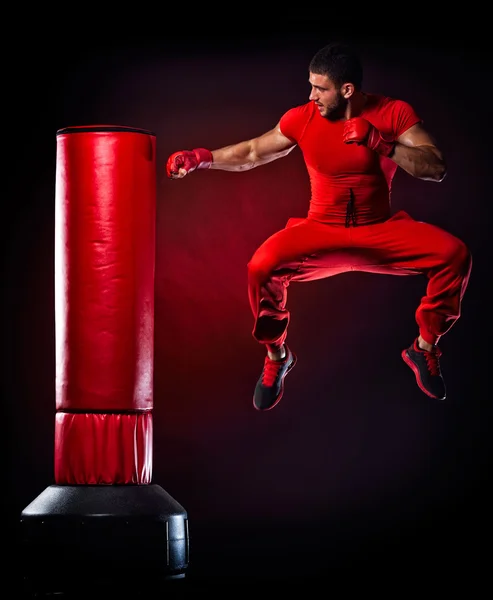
[7,35,489,574]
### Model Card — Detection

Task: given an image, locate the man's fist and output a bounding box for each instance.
[343,117,395,157]
[166,147,213,178]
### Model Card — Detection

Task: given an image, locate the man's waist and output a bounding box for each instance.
[311,179,389,198]
[308,193,391,226]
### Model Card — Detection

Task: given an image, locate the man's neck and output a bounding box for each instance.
[344,91,368,120]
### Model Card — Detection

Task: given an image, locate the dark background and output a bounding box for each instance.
[4,22,492,589]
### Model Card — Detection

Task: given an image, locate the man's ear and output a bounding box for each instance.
[341,83,355,99]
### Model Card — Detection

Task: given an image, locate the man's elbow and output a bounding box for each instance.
[432,160,447,182]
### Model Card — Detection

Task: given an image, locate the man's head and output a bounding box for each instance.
[308,42,363,120]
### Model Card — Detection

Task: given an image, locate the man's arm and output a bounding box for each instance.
[392,123,447,182]
[343,118,447,183]
[210,123,296,171]
[166,123,296,179]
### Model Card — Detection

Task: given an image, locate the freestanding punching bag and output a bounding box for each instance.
[19,126,189,594]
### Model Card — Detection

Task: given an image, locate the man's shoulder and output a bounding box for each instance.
[365,93,414,113]
[279,102,318,141]
[364,93,421,136]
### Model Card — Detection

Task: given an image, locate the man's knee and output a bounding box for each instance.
[247,250,277,284]
[437,236,471,276]
[449,239,472,276]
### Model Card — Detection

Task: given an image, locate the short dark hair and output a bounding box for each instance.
[309,42,363,90]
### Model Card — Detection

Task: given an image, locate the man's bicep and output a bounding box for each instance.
[253,124,297,160]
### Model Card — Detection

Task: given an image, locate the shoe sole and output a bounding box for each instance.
[401,350,445,400]
[253,352,297,412]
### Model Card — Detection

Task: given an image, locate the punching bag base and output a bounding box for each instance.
[19,484,188,595]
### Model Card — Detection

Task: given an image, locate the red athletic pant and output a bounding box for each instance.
[247,210,472,351]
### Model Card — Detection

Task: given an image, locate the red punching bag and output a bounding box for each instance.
[20,126,189,595]
[54,124,154,484]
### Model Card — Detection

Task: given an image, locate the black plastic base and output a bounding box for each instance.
[18,484,188,595]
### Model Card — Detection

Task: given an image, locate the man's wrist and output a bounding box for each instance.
[193,148,213,169]
[376,138,395,157]
[369,130,395,157]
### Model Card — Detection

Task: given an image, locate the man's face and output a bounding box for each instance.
[308,72,347,121]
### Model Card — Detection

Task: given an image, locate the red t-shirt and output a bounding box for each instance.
[279,93,421,225]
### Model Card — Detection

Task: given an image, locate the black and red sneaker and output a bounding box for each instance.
[401,338,446,400]
[253,346,297,411]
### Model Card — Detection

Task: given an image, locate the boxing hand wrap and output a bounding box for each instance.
[166,147,213,177]
[343,117,395,157]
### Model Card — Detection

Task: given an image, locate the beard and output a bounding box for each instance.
[323,93,347,121]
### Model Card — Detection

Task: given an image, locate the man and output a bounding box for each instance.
[166,42,472,411]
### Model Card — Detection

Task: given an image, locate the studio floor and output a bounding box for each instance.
[12,502,490,598]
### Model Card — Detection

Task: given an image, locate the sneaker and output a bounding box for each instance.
[401,338,446,400]
[253,346,297,411]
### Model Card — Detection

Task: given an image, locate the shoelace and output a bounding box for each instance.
[424,348,442,376]
[345,188,357,228]
[262,357,286,387]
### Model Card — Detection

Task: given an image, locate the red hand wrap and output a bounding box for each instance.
[343,117,395,157]
[192,147,213,169]
[365,127,395,157]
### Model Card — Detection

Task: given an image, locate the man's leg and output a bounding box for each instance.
[247,218,353,410]
[351,211,472,400]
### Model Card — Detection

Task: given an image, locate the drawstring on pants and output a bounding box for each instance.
[345,188,356,227]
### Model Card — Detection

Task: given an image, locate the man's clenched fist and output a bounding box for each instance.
[343,117,395,157]
[166,148,213,178]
